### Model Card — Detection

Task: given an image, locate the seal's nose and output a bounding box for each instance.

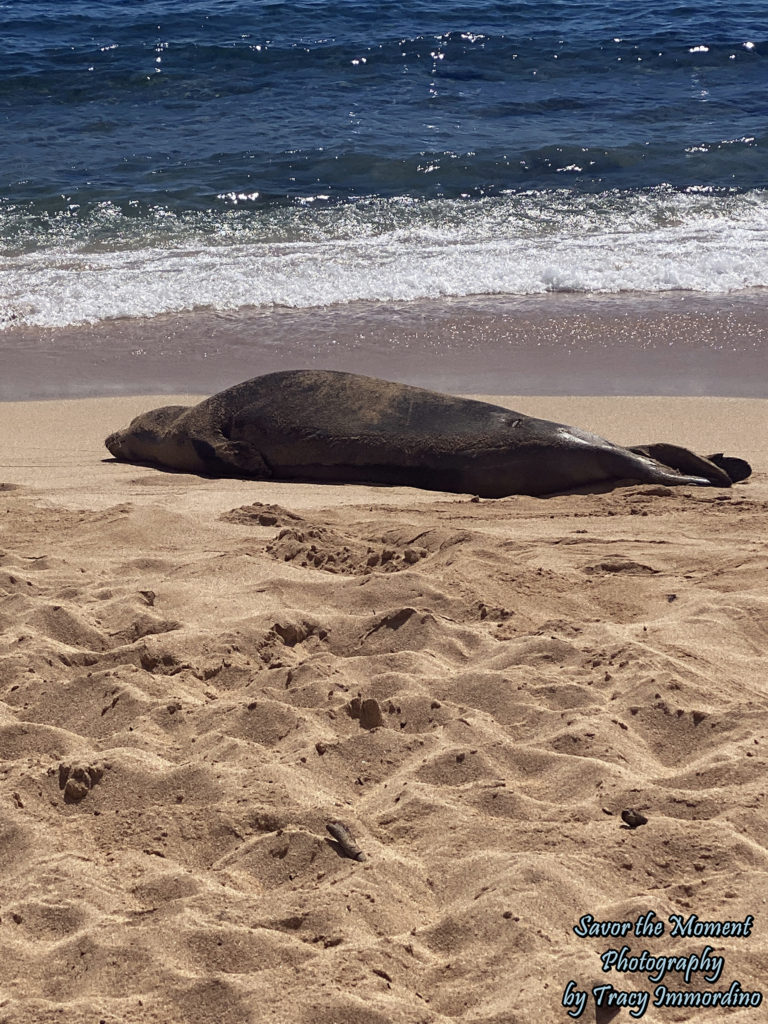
[105,431,123,458]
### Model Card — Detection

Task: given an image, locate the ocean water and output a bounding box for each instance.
[1,0,766,331]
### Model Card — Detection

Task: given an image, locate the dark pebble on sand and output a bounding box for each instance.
[621,809,648,829]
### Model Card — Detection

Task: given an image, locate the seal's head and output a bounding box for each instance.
[105,406,190,466]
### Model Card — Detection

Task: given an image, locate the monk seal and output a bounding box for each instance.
[104,370,750,497]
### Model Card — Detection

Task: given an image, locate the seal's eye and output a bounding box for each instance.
[506,417,522,429]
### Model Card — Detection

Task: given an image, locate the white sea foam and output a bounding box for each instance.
[1,188,767,329]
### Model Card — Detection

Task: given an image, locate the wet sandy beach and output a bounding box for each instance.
[3,291,768,401]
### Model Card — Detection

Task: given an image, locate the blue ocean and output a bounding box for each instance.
[1,0,766,333]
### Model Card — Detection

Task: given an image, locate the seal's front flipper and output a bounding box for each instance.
[191,437,272,478]
[216,440,273,477]
[706,453,752,484]
[628,443,732,487]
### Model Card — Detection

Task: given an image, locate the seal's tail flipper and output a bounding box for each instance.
[628,443,734,487]
[706,453,752,484]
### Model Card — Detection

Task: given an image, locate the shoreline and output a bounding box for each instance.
[2,290,768,401]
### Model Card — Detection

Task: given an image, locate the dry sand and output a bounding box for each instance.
[1,392,768,1024]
